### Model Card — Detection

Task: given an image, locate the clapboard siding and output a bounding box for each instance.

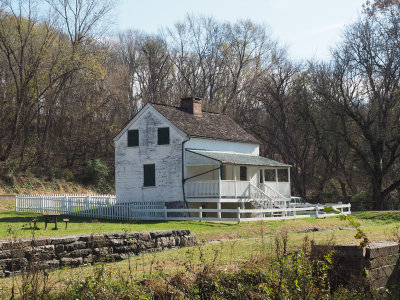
[185,138,259,155]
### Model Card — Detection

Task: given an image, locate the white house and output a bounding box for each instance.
[113,97,291,216]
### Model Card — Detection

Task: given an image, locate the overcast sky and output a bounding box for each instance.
[113,0,366,61]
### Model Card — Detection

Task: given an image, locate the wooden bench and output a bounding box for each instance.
[63,218,70,229]
[43,213,60,230]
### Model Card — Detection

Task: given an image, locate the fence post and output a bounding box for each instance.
[199,206,202,222]
[338,201,343,214]
[217,202,221,219]
[87,195,91,218]
[15,195,18,212]
[237,207,241,224]
[65,195,68,214]
[315,204,319,218]
[164,205,167,220]
[293,206,296,219]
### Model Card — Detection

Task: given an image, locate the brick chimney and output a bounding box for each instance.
[180,97,202,116]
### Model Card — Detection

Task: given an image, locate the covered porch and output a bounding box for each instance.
[184,149,291,209]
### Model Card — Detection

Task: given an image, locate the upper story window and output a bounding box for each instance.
[127,129,139,147]
[157,127,170,145]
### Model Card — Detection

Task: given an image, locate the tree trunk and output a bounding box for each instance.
[372,178,384,210]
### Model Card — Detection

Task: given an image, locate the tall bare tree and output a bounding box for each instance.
[312,2,400,209]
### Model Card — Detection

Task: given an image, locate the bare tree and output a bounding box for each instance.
[312,2,400,209]
[45,0,114,47]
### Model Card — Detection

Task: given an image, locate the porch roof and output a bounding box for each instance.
[187,149,291,167]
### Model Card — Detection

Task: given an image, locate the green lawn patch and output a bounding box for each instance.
[0,210,353,241]
[0,210,397,243]
[353,211,400,224]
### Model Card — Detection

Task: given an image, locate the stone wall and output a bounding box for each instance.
[312,241,400,292]
[0,230,196,277]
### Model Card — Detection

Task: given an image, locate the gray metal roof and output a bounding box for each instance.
[187,149,291,167]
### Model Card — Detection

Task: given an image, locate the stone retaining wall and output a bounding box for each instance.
[312,241,400,292]
[0,230,196,277]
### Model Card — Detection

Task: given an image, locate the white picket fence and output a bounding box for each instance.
[15,194,351,222]
[15,194,164,220]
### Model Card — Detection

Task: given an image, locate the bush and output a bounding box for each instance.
[84,159,109,185]
[51,168,75,181]
[0,158,16,185]
[351,191,372,211]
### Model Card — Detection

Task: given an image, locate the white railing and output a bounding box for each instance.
[249,183,272,209]
[262,182,291,198]
[261,183,290,207]
[185,180,250,198]
[15,194,351,223]
[185,180,219,197]
[15,194,164,220]
[220,181,250,197]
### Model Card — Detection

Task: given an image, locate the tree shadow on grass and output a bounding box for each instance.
[0,216,37,223]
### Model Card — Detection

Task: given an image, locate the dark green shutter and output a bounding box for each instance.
[127,130,139,147]
[157,127,170,145]
[143,164,155,186]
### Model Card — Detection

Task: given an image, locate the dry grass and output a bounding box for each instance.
[0,178,106,196]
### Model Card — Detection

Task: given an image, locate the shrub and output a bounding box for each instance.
[0,158,17,185]
[84,159,109,185]
[351,191,372,211]
[51,168,75,181]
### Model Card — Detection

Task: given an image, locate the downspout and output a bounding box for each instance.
[182,136,190,209]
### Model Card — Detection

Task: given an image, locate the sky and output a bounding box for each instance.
[113,0,366,61]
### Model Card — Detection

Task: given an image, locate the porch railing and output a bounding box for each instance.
[185,180,251,198]
[261,183,290,206]
[262,182,291,198]
[249,183,273,209]
[185,180,290,201]
[185,180,219,197]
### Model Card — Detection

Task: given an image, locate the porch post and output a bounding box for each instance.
[234,166,237,198]
[218,165,222,219]
[288,167,291,198]
[275,169,279,191]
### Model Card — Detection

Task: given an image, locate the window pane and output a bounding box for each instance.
[143,164,155,186]
[240,166,247,181]
[277,169,289,182]
[158,127,170,145]
[127,130,139,147]
[264,169,275,181]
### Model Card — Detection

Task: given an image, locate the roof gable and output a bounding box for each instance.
[113,104,186,142]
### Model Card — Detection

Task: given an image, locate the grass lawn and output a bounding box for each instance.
[0,210,398,242]
[0,209,399,297]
